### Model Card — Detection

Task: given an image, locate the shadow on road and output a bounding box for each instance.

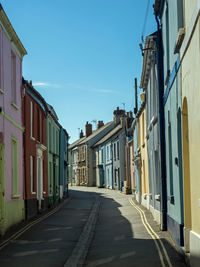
[0,187,188,267]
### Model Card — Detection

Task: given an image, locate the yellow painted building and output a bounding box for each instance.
[136,96,150,208]
[180,0,200,264]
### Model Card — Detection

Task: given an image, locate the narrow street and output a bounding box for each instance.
[0,187,187,267]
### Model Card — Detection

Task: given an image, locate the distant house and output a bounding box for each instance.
[94,124,123,189]
[22,79,48,219]
[125,112,134,192]
[112,128,126,191]
[68,131,86,185]
[93,109,133,190]
[46,104,60,205]
[77,120,115,186]
[0,5,27,235]
[59,127,69,198]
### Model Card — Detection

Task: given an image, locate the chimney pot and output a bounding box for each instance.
[80,129,84,138]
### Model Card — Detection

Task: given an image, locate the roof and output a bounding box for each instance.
[78,121,114,145]
[0,4,27,59]
[93,124,123,147]
[68,136,86,150]
[23,78,48,114]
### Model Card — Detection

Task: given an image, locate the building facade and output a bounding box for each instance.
[0,5,27,234]
[180,0,200,264]
[46,104,60,205]
[77,121,114,186]
[155,0,184,247]
[22,80,48,219]
[59,127,69,199]
[140,33,162,224]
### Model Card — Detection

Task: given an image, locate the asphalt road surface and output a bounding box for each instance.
[0,186,187,267]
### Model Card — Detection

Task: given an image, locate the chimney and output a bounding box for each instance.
[30,80,32,86]
[79,129,84,138]
[113,107,125,124]
[97,120,104,129]
[85,121,92,137]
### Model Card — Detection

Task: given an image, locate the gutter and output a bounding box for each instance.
[155,13,167,231]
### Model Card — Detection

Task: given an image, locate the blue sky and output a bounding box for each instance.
[1,0,156,143]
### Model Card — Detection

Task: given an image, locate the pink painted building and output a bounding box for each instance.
[0,5,27,235]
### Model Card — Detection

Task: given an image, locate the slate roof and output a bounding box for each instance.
[93,124,122,147]
[78,121,114,145]
[68,136,86,150]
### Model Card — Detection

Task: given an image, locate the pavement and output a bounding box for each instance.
[0,186,187,267]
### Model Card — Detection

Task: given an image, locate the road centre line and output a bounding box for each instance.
[0,196,72,251]
[129,197,173,267]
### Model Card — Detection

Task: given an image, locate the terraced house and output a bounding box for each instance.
[22,79,48,219]
[154,0,185,248]
[77,120,115,186]
[46,104,60,205]
[59,127,69,199]
[0,5,27,234]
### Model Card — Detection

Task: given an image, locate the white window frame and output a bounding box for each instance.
[30,156,36,194]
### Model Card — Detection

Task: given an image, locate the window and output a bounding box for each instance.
[30,102,33,138]
[107,146,109,161]
[11,137,19,197]
[165,4,170,73]
[49,123,51,150]
[142,113,145,144]
[117,141,119,160]
[114,143,116,160]
[30,156,36,193]
[110,145,112,160]
[11,51,16,103]
[177,0,184,29]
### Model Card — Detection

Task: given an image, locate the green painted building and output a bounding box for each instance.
[46,104,60,206]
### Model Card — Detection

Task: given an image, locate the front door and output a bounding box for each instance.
[0,143,5,233]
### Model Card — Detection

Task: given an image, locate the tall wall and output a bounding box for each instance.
[181,0,200,264]
[0,23,25,234]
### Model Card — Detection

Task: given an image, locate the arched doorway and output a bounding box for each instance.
[182,97,192,252]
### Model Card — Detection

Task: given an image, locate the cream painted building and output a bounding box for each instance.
[135,96,150,209]
[180,0,200,265]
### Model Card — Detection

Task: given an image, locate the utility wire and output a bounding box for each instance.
[141,0,150,43]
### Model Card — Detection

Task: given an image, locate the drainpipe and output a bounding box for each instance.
[155,14,167,231]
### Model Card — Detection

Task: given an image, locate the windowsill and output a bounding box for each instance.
[0,88,4,94]
[12,194,21,199]
[31,136,35,141]
[31,192,36,195]
[43,191,46,194]
[11,101,19,110]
